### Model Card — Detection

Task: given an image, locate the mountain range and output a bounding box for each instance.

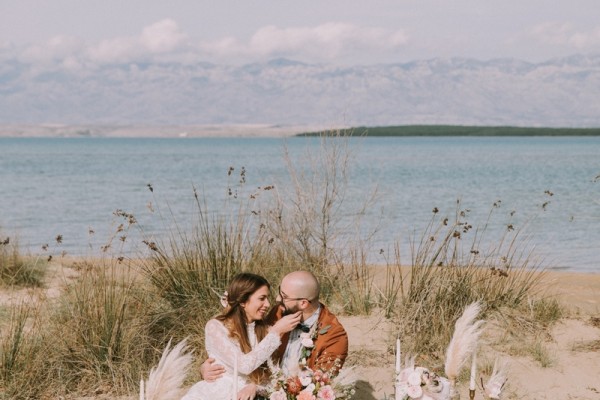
[1,54,599,128]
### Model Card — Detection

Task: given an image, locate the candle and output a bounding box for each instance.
[394,338,405,399]
[469,349,477,391]
[395,338,401,374]
[140,379,145,400]
[233,352,238,400]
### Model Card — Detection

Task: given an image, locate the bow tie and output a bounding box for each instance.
[296,323,311,333]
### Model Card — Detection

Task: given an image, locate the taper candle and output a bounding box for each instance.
[469,349,477,391]
[395,338,401,374]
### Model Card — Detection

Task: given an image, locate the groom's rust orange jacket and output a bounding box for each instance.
[270,303,348,374]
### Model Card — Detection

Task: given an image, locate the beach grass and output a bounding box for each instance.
[382,200,562,372]
[530,339,555,368]
[0,234,46,288]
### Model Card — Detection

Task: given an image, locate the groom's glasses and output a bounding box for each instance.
[278,286,308,302]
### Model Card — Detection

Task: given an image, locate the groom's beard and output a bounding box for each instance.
[264,302,300,324]
[280,302,300,316]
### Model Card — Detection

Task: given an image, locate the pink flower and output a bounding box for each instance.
[269,389,287,400]
[301,337,315,348]
[297,390,316,400]
[313,370,324,382]
[317,385,336,400]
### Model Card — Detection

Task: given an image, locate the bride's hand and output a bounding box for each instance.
[270,311,302,335]
[237,383,256,400]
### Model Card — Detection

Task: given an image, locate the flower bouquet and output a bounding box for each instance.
[267,362,356,400]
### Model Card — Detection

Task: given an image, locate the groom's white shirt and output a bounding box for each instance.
[281,305,321,375]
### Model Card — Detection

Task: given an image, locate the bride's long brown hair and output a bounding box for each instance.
[216,273,272,384]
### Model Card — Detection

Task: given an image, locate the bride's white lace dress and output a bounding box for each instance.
[181,319,281,400]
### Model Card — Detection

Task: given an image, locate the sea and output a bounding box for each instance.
[1,136,599,272]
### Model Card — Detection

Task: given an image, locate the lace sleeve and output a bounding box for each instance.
[205,319,281,375]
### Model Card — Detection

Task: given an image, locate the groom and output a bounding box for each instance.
[201,270,348,379]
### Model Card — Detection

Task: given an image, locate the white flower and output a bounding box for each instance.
[395,382,408,398]
[269,389,287,400]
[398,368,412,382]
[299,370,313,386]
[301,337,315,348]
[305,383,316,392]
[406,385,423,399]
[219,291,229,308]
[407,371,422,386]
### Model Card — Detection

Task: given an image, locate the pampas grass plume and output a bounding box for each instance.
[332,366,358,387]
[141,338,193,400]
[484,359,507,399]
[444,302,484,382]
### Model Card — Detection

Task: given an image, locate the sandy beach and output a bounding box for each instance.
[0,124,317,138]
[1,261,598,399]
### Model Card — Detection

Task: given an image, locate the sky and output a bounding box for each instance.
[1,0,600,67]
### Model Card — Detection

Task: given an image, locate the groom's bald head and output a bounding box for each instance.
[281,270,320,304]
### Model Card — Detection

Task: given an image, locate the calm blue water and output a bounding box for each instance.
[1,136,599,272]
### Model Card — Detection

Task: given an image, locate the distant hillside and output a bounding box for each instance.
[297,125,600,137]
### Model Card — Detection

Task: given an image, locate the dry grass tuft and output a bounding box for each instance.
[0,235,46,288]
[388,201,563,372]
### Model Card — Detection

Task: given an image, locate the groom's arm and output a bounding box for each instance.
[200,357,226,381]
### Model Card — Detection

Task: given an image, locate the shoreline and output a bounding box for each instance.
[0,124,311,138]
[2,124,600,138]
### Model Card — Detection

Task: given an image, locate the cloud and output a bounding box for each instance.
[251,22,408,59]
[200,22,409,62]
[87,36,141,64]
[531,22,600,49]
[87,19,188,64]
[140,18,187,53]
[11,20,408,67]
[19,35,84,64]
[12,19,190,66]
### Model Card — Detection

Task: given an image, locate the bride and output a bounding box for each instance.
[181,272,302,400]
